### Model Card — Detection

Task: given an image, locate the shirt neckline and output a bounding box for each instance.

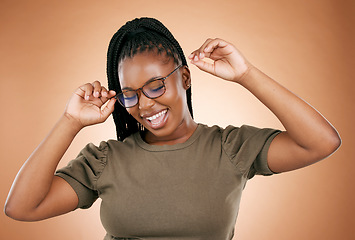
[133,123,204,152]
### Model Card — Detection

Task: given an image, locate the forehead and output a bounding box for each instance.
[118,51,174,88]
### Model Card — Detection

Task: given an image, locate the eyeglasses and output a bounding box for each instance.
[116,64,182,108]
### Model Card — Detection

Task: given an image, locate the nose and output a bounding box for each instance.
[138,92,154,110]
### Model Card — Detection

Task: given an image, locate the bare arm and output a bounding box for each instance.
[4,81,116,221]
[189,38,341,173]
[238,66,340,172]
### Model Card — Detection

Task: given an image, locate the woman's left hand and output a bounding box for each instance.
[189,38,251,83]
[190,38,341,174]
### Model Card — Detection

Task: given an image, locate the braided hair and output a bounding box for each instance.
[107,17,193,141]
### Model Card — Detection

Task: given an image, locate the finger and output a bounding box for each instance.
[107,90,116,98]
[202,38,229,59]
[92,81,102,98]
[189,38,214,61]
[190,38,232,70]
[200,38,217,55]
[100,86,109,98]
[189,50,206,62]
[76,83,94,101]
[100,98,116,120]
[100,87,116,103]
[190,58,215,76]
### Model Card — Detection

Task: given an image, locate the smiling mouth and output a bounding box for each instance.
[144,109,168,128]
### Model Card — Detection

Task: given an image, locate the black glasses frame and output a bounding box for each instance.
[116,64,182,108]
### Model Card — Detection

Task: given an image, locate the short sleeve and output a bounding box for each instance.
[55,141,108,209]
[221,125,281,179]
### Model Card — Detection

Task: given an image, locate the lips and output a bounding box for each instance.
[142,109,168,129]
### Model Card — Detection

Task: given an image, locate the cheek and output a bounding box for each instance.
[159,90,186,114]
[160,89,180,106]
[127,107,140,119]
[164,80,186,103]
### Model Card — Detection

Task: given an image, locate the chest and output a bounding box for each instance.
[98,146,246,239]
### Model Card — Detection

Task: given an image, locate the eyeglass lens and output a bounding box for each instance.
[118,79,166,107]
[117,64,181,108]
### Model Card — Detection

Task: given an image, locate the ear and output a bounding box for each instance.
[181,66,191,90]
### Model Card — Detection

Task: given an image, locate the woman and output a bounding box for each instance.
[5,17,341,239]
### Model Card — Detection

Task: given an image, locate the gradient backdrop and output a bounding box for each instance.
[1,0,354,239]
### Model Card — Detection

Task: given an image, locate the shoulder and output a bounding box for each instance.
[197,123,252,143]
[105,134,140,153]
[197,123,228,137]
[218,124,278,144]
[195,123,241,142]
[197,123,280,155]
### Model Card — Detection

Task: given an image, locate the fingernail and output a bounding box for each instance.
[85,95,89,100]
[188,53,193,59]
[199,52,204,58]
[194,55,199,61]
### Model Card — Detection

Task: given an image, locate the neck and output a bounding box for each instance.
[144,118,198,146]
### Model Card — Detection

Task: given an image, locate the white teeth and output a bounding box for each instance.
[146,110,167,121]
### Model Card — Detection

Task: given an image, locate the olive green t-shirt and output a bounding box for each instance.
[56,124,280,240]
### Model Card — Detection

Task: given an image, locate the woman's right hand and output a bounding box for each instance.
[64,81,117,129]
[5,81,117,221]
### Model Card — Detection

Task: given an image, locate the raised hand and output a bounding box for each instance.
[4,81,118,221]
[189,38,251,83]
[64,81,116,129]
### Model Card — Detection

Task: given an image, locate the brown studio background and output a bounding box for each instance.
[1,0,354,239]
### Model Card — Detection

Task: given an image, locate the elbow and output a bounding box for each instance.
[318,129,342,159]
[4,201,33,222]
[4,201,17,220]
[4,201,22,221]
[304,129,341,166]
[327,129,341,155]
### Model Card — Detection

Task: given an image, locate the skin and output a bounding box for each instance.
[189,38,341,173]
[4,38,341,222]
[118,51,197,145]
[4,83,117,221]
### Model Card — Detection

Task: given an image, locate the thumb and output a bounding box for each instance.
[101,98,116,120]
[190,59,216,76]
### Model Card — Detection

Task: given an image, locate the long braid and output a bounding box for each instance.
[107,26,138,141]
[107,17,193,141]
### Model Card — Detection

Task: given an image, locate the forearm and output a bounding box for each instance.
[5,114,82,213]
[190,38,341,172]
[239,66,340,155]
